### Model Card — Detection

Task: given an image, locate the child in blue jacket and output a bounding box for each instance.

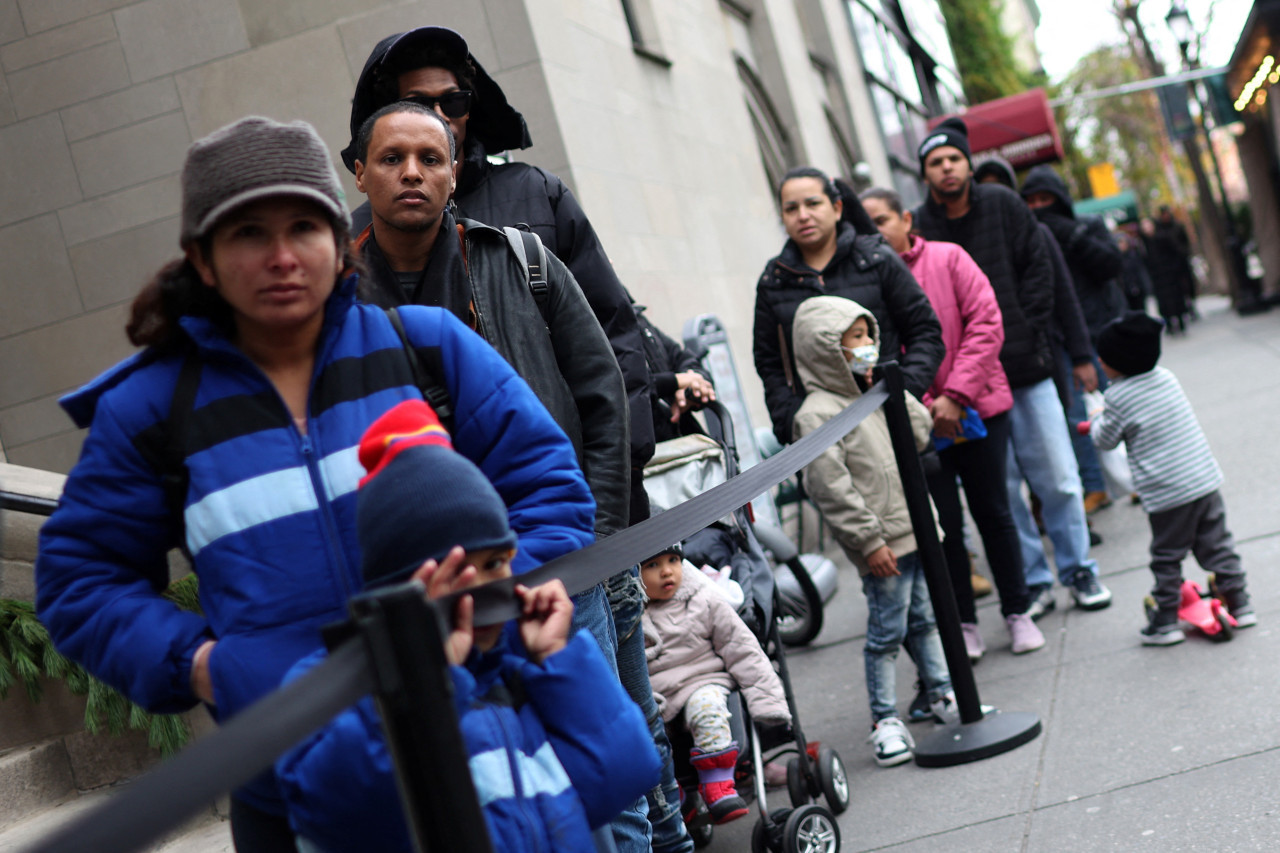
[277,400,661,851]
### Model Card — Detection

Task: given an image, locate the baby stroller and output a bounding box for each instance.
[644,401,847,852]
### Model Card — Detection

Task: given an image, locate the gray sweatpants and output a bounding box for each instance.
[1147,490,1247,613]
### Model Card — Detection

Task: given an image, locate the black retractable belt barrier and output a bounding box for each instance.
[877,362,1041,766]
[18,383,896,853]
[25,640,374,853]
[455,385,889,628]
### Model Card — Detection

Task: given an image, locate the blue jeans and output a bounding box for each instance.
[572,581,650,852]
[1061,349,1106,494]
[607,568,692,853]
[1005,378,1100,590]
[861,552,951,722]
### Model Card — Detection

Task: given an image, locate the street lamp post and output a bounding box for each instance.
[1165,1,1260,311]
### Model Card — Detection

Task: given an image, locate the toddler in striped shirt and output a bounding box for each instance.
[1090,312,1255,645]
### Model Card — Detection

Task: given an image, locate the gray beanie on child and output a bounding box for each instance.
[180,116,349,246]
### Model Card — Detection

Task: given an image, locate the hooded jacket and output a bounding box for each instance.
[278,629,661,852]
[345,34,655,519]
[753,222,944,444]
[914,181,1056,390]
[898,235,1013,420]
[36,279,595,813]
[358,212,630,539]
[790,297,935,573]
[1020,165,1125,343]
[642,563,791,726]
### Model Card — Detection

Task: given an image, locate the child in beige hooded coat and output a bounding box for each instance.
[791,295,963,767]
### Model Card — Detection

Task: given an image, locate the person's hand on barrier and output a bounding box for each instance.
[515,579,574,665]
[412,547,479,665]
[866,545,899,577]
[929,395,964,439]
[190,639,217,705]
[412,546,479,600]
[671,372,716,420]
[1073,362,1099,393]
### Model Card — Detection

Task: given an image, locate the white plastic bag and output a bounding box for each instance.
[1082,391,1134,495]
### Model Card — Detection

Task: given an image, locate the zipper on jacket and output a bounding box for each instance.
[494,708,547,853]
[297,428,356,603]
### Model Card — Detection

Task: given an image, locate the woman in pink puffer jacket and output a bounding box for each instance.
[860,188,1041,664]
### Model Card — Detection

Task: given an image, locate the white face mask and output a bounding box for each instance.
[842,344,879,373]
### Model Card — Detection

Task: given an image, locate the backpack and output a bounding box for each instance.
[157,226,550,554]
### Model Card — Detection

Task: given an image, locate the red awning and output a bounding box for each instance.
[929,89,1063,168]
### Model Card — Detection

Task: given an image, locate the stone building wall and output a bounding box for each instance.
[0,0,883,472]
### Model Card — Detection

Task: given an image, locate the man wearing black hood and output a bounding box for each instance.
[344,28,687,853]
[344,27,654,524]
[1020,165,1126,344]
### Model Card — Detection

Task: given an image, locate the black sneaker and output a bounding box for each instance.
[907,680,932,723]
[1070,572,1112,610]
[1218,589,1258,628]
[1026,583,1056,621]
[1141,608,1185,646]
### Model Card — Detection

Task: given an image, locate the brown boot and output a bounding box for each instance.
[1083,491,1112,514]
[971,572,993,598]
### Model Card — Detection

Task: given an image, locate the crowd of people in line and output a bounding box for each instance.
[29,22,1256,853]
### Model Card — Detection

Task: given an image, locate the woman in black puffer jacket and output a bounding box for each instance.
[753,166,944,444]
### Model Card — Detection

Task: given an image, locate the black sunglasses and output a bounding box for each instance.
[402,90,473,119]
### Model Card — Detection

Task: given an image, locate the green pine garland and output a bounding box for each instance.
[0,573,202,757]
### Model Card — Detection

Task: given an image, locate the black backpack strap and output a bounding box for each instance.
[386,307,455,432]
[161,353,202,558]
[503,225,549,316]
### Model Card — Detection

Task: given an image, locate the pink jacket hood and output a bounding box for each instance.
[900,235,1013,419]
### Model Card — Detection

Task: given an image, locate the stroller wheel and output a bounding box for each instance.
[689,821,714,849]
[751,812,777,853]
[786,756,810,808]
[816,747,850,815]
[777,556,825,646]
[782,804,841,853]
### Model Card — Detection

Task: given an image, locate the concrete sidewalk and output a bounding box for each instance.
[712,296,1280,852]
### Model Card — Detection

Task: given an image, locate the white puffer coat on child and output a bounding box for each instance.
[643,563,791,725]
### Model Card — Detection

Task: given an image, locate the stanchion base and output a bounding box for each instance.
[913,710,1041,768]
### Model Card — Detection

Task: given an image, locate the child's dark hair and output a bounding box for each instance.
[858,187,905,216]
[126,224,359,352]
[354,101,457,166]
[778,166,839,204]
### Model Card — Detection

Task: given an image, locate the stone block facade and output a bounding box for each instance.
[0,0,890,471]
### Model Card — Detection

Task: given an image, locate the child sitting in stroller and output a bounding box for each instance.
[642,543,792,825]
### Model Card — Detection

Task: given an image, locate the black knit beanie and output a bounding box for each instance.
[918,116,971,172]
[1096,312,1164,377]
[356,400,516,589]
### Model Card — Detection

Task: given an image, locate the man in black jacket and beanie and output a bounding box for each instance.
[914,119,1111,643]
[343,26,655,528]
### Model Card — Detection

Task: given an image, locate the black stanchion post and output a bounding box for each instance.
[876,362,1041,766]
[348,584,494,853]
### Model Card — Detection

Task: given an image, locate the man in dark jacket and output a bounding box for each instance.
[914,119,1111,622]
[343,26,655,528]
[1020,164,1124,510]
[351,101,663,853]
[1020,165,1125,344]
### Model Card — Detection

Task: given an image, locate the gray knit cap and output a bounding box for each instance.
[180,116,350,246]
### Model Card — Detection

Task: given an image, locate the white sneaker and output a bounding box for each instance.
[868,717,914,767]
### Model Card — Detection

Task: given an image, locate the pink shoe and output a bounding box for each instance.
[1006,613,1045,654]
[960,622,985,663]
